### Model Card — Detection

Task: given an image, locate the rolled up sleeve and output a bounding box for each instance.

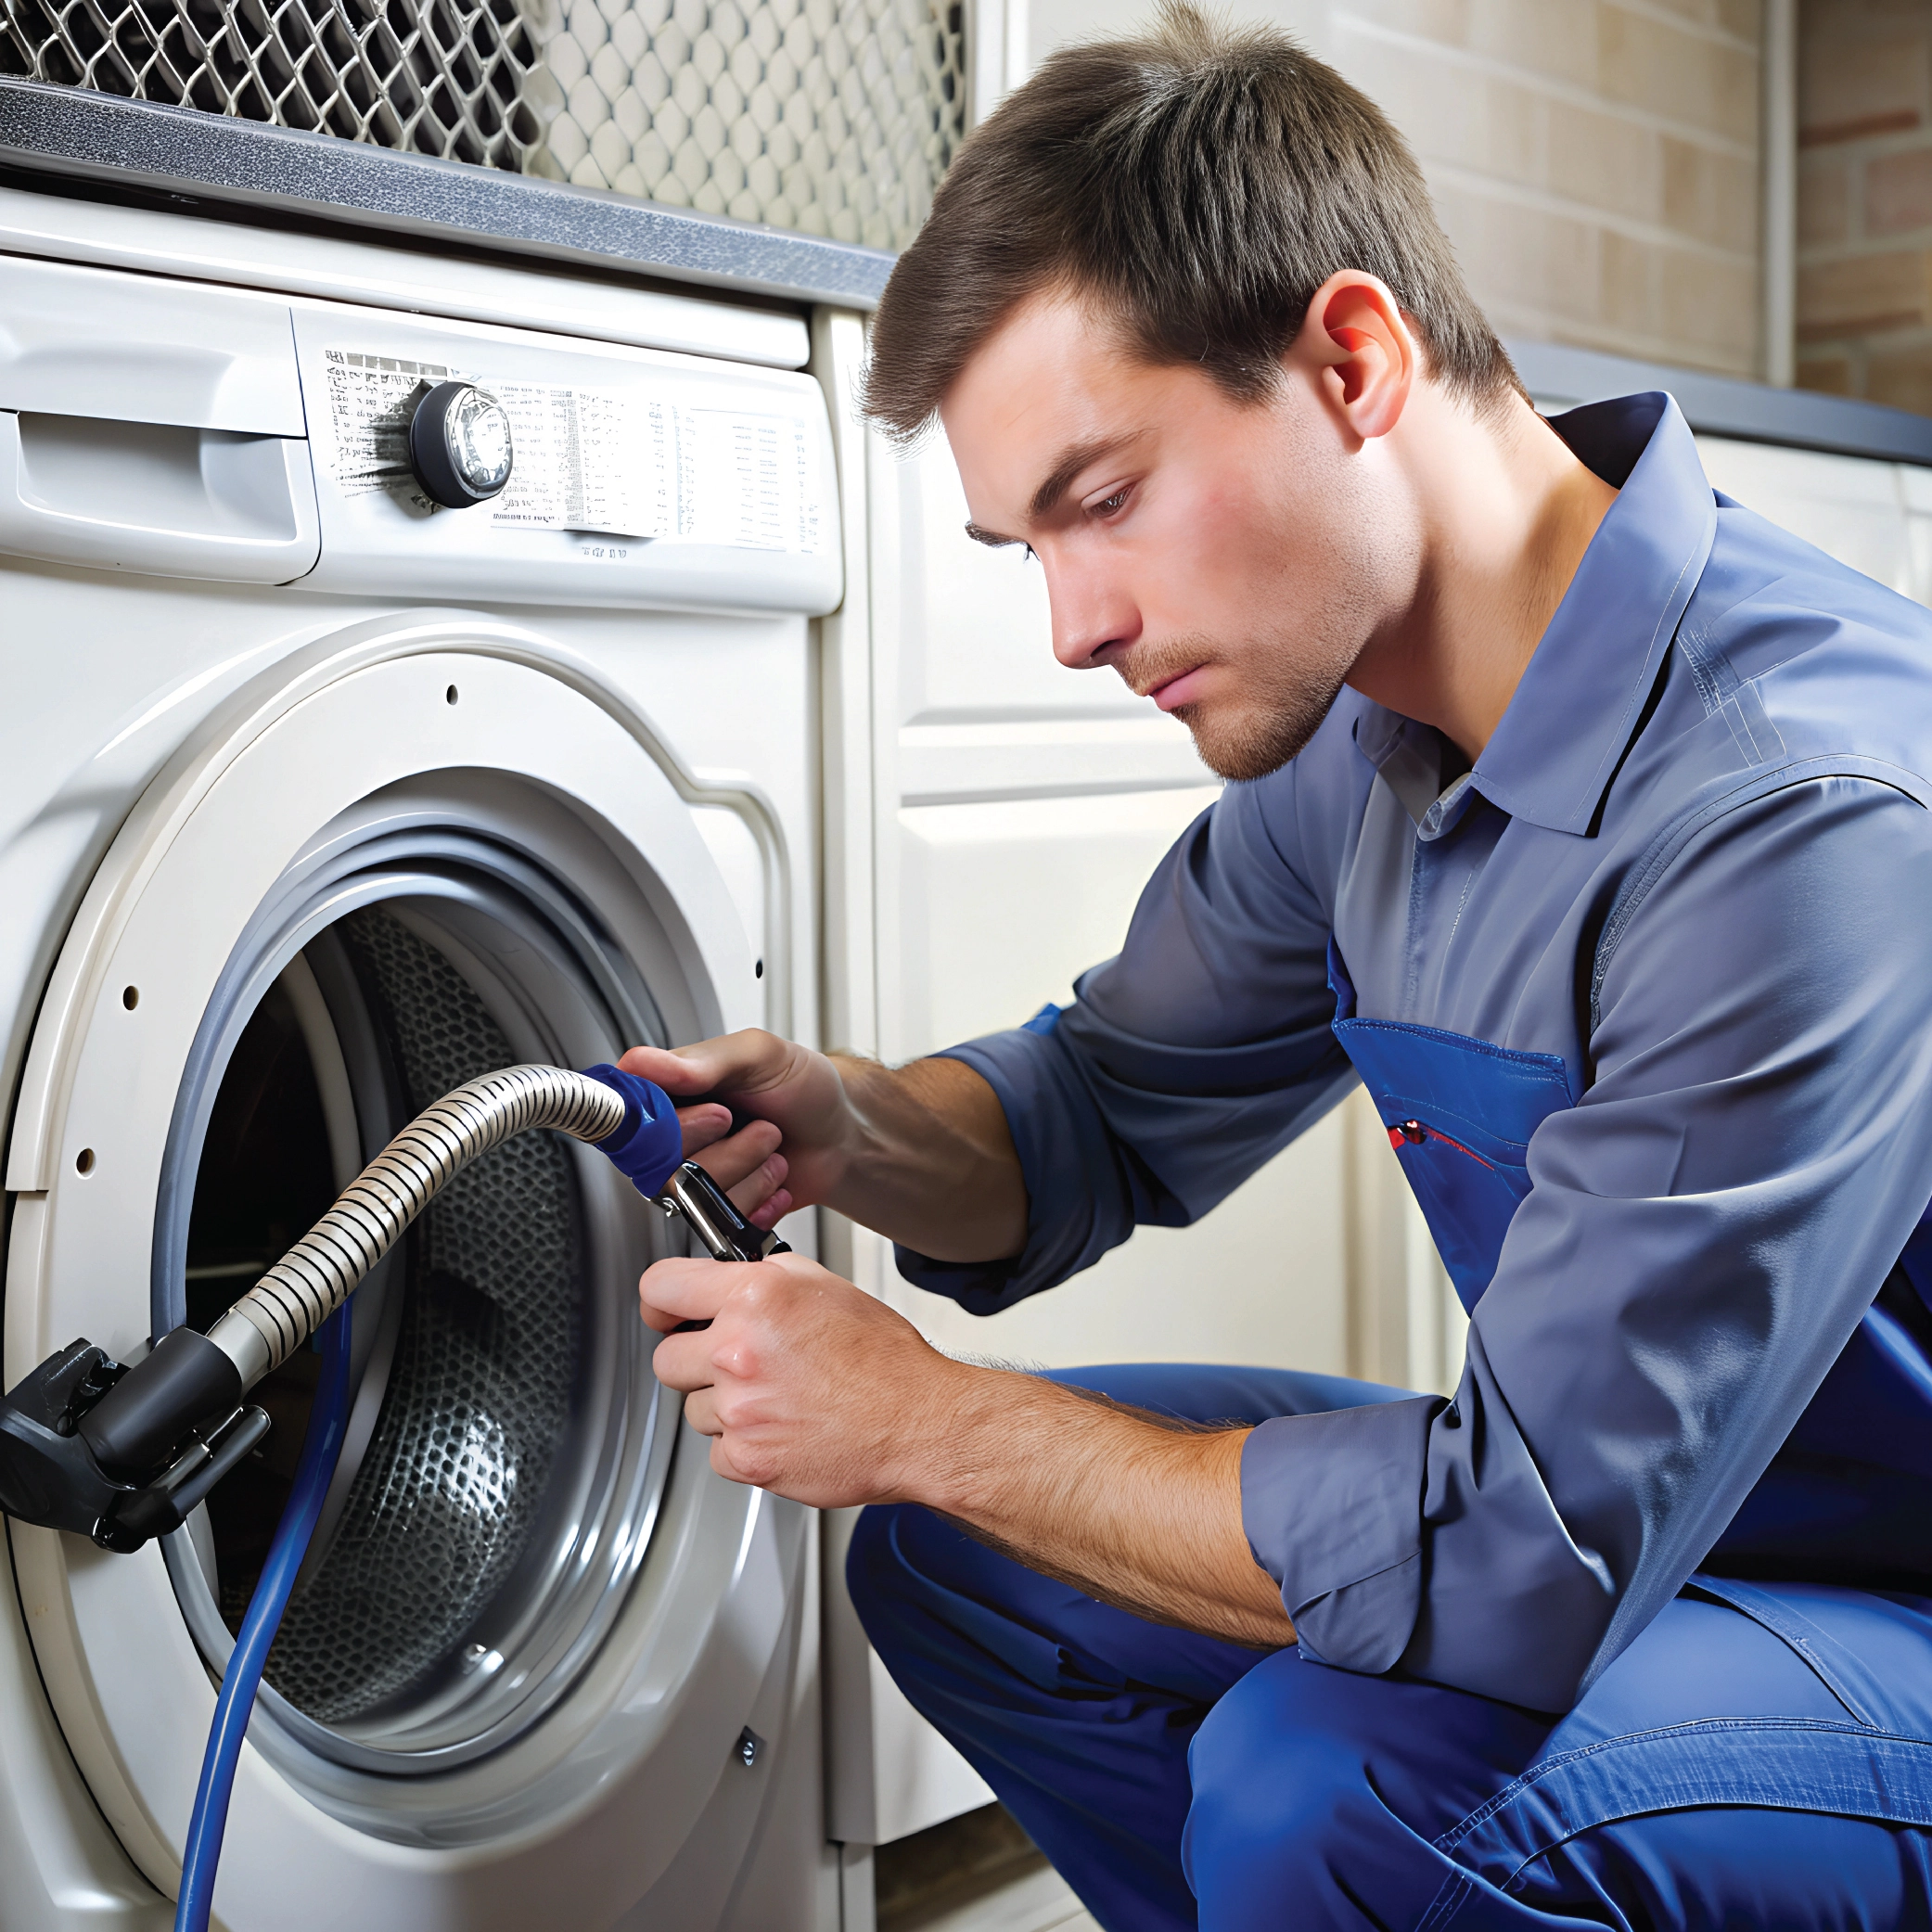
[1242,1394,1443,1672]
[1245,775,1932,1711]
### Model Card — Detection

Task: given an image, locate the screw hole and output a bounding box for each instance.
[75,1148,95,1175]
[754,958,764,979]
[445,685,459,705]
[122,985,139,1010]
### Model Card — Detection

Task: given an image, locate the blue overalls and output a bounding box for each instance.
[849,950,1932,1930]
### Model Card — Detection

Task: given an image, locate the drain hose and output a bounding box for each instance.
[204,1061,679,1389]
[162,1060,682,1931]
[79,1065,682,1492]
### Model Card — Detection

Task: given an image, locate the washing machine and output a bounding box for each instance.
[0,175,868,1931]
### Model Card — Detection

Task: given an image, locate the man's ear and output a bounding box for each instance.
[1287,272,1418,441]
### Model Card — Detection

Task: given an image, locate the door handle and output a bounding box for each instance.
[0,410,320,584]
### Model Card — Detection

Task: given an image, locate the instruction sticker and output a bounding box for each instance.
[321,349,824,553]
[681,408,824,555]
[322,349,451,499]
[485,386,672,539]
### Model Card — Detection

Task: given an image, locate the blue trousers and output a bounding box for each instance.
[848,1365,1932,1931]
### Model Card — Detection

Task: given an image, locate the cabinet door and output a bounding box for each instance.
[1694,436,1921,600]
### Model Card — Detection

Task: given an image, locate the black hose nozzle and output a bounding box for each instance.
[79,1327,242,1479]
[0,1328,260,1551]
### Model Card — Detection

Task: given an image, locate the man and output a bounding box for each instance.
[621,9,1932,1927]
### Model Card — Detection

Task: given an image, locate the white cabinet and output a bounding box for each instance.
[1694,435,1932,607]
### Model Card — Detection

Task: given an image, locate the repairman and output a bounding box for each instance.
[622,8,1932,1926]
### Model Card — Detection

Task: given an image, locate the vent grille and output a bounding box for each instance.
[0,0,545,168]
[1,0,966,249]
[533,0,966,249]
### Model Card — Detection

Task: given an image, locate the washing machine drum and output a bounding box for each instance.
[186,905,603,1747]
[7,636,805,1922]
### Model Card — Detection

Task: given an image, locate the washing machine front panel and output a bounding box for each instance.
[4,624,810,1926]
[0,574,811,1151]
[0,245,830,1140]
[0,248,840,614]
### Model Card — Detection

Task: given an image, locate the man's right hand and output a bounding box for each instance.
[617,1031,1030,1261]
[618,1031,856,1230]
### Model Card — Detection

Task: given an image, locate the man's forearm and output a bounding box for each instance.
[903,1361,1296,1648]
[825,1054,1030,1264]
[804,1072,1289,1640]
[642,1248,1293,1646]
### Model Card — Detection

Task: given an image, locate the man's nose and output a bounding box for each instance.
[1047,562,1139,672]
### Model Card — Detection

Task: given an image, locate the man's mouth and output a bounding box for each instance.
[1142,664,1210,713]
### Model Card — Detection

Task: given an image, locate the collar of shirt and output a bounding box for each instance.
[1350,393,1720,843]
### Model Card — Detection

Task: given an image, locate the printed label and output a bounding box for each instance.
[321,349,823,553]
[323,349,452,499]
[487,387,672,539]
[682,408,823,554]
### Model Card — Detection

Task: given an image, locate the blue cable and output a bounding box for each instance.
[174,1298,354,1932]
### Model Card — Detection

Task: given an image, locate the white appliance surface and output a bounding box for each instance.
[0,198,844,1932]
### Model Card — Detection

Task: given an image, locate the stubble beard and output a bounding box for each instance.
[1138,631,1358,783]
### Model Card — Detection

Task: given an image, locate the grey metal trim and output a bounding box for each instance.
[0,77,895,310]
[1509,338,1932,468]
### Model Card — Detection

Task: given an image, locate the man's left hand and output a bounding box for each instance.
[642,1250,965,1508]
[640,1252,1297,1648]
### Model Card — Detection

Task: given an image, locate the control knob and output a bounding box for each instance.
[408,380,514,508]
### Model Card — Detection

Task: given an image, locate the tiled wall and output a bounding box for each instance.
[1795,0,1932,415]
[1021,0,1769,380]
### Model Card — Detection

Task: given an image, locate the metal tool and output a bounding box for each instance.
[657,1159,792,1263]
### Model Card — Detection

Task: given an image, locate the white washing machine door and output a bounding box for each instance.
[3,617,807,1928]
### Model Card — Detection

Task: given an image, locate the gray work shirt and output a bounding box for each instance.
[900,393,1932,1713]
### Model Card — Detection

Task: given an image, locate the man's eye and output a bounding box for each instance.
[1092,490,1130,516]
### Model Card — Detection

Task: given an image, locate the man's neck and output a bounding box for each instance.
[1344,389,1619,762]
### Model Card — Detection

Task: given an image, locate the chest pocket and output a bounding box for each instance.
[1327,942,1577,1313]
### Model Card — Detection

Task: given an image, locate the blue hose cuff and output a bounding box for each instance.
[580,1065,685,1198]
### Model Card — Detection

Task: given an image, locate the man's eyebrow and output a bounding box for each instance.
[961,432,1147,548]
[1029,433,1140,522]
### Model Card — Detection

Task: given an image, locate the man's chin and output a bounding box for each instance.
[1176,691,1341,783]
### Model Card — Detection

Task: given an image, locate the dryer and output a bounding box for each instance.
[0,198,850,1932]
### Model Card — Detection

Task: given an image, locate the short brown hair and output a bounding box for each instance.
[864,3,1516,442]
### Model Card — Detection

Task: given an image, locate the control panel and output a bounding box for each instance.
[294,305,841,614]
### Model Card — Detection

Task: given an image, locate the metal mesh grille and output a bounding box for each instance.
[0,0,546,168]
[533,0,966,249]
[0,0,966,249]
[261,907,582,1724]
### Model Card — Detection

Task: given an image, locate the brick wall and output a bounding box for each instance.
[1323,1,1764,379]
[1796,0,1932,415]
[1022,0,1768,380]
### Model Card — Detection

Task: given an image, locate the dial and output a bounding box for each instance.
[408,381,514,508]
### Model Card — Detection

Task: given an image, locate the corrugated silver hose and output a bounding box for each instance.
[204,1065,627,1391]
